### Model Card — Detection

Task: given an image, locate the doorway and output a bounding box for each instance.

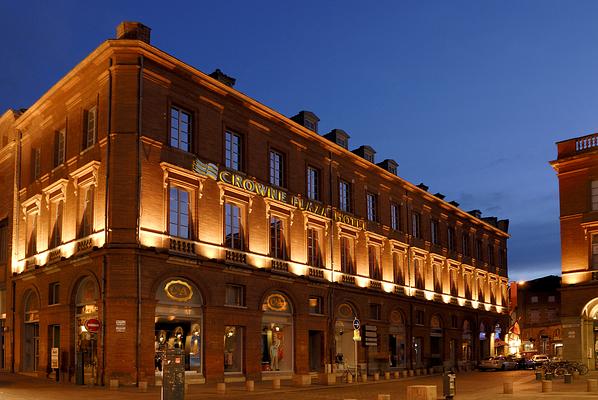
[23,291,40,372]
[308,330,323,372]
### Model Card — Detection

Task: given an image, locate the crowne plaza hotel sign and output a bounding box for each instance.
[193,158,366,230]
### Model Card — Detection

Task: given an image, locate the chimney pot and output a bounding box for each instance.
[116,22,151,44]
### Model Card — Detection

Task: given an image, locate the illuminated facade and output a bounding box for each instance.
[551,134,598,369]
[0,23,510,385]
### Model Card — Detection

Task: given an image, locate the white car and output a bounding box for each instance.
[531,354,550,367]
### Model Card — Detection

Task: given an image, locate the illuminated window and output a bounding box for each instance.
[169,187,189,239]
[0,219,7,264]
[366,193,377,222]
[414,258,424,289]
[32,148,41,180]
[170,106,190,152]
[225,203,243,250]
[54,129,65,168]
[340,236,355,274]
[49,200,63,249]
[592,181,598,211]
[447,226,455,251]
[269,150,284,187]
[433,265,442,293]
[307,166,319,200]
[84,106,97,149]
[225,284,245,307]
[431,219,440,245]
[368,245,381,280]
[390,203,400,230]
[78,186,95,238]
[307,227,322,267]
[270,216,286,259]
[412,212,421,238]
[464,276,472,299]
[592,234,598,270]
[225,131,242,171]
[339,180,351,212]
[393,253,404,285]
[308,296,323,314]
[26,212,37,257]
[450,270,458,296]
[478,279,484,301]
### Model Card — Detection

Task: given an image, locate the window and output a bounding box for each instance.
[26,212,37,257]
[451,315,458,329]
[476,239,483,260]
[447,226,455,251]
[32,148,41,180]
[340,236,355,274]
[369,303,381,320]
[462,233,470,256]
[308,297,323,314]
[368,246,382,280]
[307,166,319,200]
[225,203,243,250]
[49,282,60,305]
[225,131,242,171]
[170,106,190,151]
[450,270,458,296]
[54,129,65,168]
[270,216,286,259]
[393,253,404,285]
[464,276,472,299]
[593,180,598,211]
[531,296,539,303]
[478,279,484,301]
[225,285,245,307]
[431,220,439,245]
[169,187,190,239]
[548,295,556,303]
[78,186,94,238]
[412,212,421,238]
[224,326,243,373]
[366,193,377,222]
[269,150,284,187]
[592,234,598,269]
[49,200,63,248]
[487,244,494,265]
[433,265,442,293]
[339,180,351,212]
[0,219,7,264]
[84,106,97,149]
[390,203,400,231]
[307,227,322,267]
[414,258,424,289]
[415,310,425,325]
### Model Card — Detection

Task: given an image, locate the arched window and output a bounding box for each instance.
[22,290,40,372]
[261,292,293,373]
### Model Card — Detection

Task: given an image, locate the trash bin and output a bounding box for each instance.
[443,371,456,399]
[162,349,185,400]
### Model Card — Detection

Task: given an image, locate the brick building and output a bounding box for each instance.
[0,22,510,386]
[551,134,598,369]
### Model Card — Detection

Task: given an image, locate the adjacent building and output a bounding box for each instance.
[0,22,510,386]
[551,134,598,369]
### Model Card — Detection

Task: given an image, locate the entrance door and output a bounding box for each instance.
[389,335,398,368]
[23,323,39,371]
[449,339,456,367]
[308,331,323,372]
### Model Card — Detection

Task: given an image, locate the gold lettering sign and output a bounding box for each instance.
[164,280,194,302]
[265,293,288,312]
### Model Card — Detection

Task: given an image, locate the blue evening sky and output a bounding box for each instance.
[2,1,595,282]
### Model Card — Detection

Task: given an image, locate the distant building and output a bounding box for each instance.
[551,134,598,368]
[510,276,561,357]
[0,22,510,386]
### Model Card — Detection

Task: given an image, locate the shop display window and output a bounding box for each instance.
[224,326,243,373]
[261,292,293,372]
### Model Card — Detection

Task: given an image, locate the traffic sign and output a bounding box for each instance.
[353,329,361,341]
[353,318,360,330]
[85,318,101,333]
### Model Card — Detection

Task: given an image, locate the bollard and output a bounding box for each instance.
[409,370,415,377]
[347,373,353,383]
[588,379,598,392]
[138,381,148,392]
[564,374,572,384]
[374,372,380,381]
[406,385,436,400]
[503,382,513,394]
[394,371,400,379]
[544,372,553,381]
[377,394,391,400]
[216,382,226,394]
[245,380,254,391]
[385,371,391,380]
[272,378,281,389]
[109,379,119,390]
[541,380,552,393]
[402,370,409,378]
[361,373,368,382]
[535,371,542,381]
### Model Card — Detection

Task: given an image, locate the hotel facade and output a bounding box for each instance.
[0,23,510,386]
[551,134,598,369]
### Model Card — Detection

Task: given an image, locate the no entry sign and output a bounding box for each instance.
[85,318,101,333]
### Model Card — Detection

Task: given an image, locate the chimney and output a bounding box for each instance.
[352,145,376,163]
[482,216,498,227]
[468,209,482,219]
[377,159,398,175]
[209,69,236,87]
[449,200,460,207]
[416,183,429,192]
[324,128,350,149]
[291,111,320,132]
[433,192,445,200]
[116,22,151,44]
[498,219,510,233]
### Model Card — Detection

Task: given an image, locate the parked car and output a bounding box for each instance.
[479,355,518,371]
[511,355,535,370]
[531,354,550,368]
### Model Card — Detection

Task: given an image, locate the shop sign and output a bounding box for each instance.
[116,320,126,333]
[193,158,366,229]
[164,280,194,302]
[85,318,101,333]
[51,347,59,369]
[568,330,575,338]
[363,325,378,347]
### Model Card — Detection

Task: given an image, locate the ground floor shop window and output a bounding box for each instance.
[224,326,243,373]
[389,334,406,368]
[413,337,423,368]
[261,292,293,372]
[23,290,40,372]
[75,277,99,385]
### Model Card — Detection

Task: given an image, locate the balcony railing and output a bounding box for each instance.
[48,249,62,264]
[369,280,382,290]
[576,133,598,152]
[225,249,246,264]
[76,237,93,253]
[341,274,356,285]
[308,267,324,279]
[169,238,195,255]
[271,259,289,272]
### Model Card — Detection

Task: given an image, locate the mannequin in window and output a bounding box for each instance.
[270,333,281,370]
